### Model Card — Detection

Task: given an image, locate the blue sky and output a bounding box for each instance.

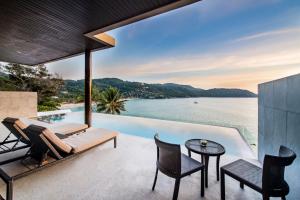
[47,0,300,92]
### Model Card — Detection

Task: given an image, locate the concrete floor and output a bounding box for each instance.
[0,133,269,200]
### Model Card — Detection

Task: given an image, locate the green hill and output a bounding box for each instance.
[61,78,257,101]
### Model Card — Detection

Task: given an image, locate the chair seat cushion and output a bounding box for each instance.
[222,159,262,191]
[181,153,204,177]
[63,128,118,153]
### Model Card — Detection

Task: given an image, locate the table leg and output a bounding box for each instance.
[201,169,204,197]
[187,150,192,176]
[216,155,220,181]
[204,155,209,188]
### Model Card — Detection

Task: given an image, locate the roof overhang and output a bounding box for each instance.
[44,33,116,65]
[84,0,201,37]
[0,0,200,66]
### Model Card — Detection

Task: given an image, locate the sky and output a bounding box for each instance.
[47,0,300,93]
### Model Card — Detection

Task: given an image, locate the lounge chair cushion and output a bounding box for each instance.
[50,123,88,135]
[63,128,118,153]
[14,119,28,130]
[20,117,50,127]
[3,117,28,130]
[20,118,88,135]
[42,128,72,154]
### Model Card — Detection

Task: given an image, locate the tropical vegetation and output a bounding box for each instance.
[0,63,64,111]
[96,87,126,114]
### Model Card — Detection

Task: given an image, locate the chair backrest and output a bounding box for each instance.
[154,134,181,177]
[2,117,30,144]
[25,125,71,162]
[24,125,53,162]
[262,146,297,195]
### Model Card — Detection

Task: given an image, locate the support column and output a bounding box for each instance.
[84,49,92,127]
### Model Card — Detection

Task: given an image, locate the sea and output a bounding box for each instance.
[70,97,258,148]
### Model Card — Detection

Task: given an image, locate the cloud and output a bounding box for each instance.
[159,64,300,93]
[194,0,281,21]
[90,25,300,92]
[232,28,300,43]
[96,32,300,78]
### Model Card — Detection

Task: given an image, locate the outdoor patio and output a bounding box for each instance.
[0,1,299,199]
[0,133,263,200]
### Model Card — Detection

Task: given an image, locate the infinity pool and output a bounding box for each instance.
[45,111,255,158]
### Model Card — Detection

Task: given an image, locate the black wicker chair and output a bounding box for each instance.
[152,134,205,200]
[221,146,296,200]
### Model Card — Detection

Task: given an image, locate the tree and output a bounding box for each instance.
[0,65,17,91]
[92,85,101,101]
[1,63,64,111]
[96,87,126,114]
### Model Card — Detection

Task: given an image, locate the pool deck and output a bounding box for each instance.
[0,133,264,200]
[0,114,260,199]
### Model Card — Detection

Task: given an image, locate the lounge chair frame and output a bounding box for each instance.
[0,131,117,200]
[0,121,30,155]
[0,134,29,155]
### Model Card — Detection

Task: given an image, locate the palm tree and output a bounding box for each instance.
[96,87,126,114]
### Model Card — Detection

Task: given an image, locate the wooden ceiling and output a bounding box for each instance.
[0,0,200,65]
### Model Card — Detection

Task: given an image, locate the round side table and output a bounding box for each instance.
[185,139,225,188]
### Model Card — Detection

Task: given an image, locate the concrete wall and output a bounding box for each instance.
[0,91,37,119]
[258,73,300,199]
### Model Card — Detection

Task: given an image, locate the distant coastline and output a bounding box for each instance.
[60,78,257,103]
[60,103,84,109]
[60,96,258,109]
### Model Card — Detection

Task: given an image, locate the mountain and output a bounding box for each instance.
[62,78,257,100]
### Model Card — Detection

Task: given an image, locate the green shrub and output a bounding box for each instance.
[37,105,57,112]
[38,99,61,112]
[40,100,60,107]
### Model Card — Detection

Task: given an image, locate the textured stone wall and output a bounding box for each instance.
[258,73,300,199]
[0,91,37,119]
